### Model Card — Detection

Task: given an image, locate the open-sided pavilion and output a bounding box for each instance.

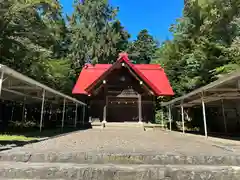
[0,64,86,132]
[161,71,240,138]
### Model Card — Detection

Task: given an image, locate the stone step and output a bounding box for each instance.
[0,162,239,180]
[0,179,171,180]
[1,152,240,166]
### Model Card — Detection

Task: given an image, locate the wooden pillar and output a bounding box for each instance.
[138,94,142,123]
[102,83,108,123]
[103,96,107,123]
[82,105,85,125]
[103,105,107,123]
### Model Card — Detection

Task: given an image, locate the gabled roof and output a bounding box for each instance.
[72,53,174,96]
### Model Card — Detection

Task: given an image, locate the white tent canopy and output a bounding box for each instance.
[0,64,86,132]
[162,71,240,108]
[0,64,85,106]
[161,70,240,138]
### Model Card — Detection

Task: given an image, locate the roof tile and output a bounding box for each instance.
[72,63,174,96]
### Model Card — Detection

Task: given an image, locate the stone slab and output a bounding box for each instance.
[1,152,240,166]
[4,129,240,157]
[0,162,239,180]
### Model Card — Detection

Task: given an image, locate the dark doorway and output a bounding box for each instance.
[107,97,138,122]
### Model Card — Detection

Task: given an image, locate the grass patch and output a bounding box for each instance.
[0,135,38,142]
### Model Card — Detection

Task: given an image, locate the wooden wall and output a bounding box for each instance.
[88,67,155,123]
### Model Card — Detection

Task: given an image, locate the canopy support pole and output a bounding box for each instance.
[181,103,185,134]
[168,105,172,131]
[75,103,78,128]
[61,98,66,129]
[201,96,208,138]
[22,97,26,122]
[10,106,15,122]
[0,70,4,96]
[161,109,164,129]
[221,99,227,133]
[40,90,45,132]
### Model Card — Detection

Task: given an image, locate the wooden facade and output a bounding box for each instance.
[89,64,155,123]
[72,53,174,123]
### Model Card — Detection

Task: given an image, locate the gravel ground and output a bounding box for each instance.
[4,128,240,156]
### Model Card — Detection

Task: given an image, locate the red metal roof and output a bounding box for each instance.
[72,53,174,96]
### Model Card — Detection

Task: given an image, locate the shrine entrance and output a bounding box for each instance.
[107,97,138,122]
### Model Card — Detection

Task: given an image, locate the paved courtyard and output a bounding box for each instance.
[5,128,240,156]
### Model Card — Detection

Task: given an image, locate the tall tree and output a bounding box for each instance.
[128,29,158,64]
[153,0,240,97]
[0,0,60,78]
[0,0,75,93]
[111,20,130,54]
[69,0,130,76]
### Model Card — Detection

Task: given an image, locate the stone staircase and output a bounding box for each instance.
[0,152,239,179]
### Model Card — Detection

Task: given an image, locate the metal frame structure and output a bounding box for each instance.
[0,64,86,132]
[161,70,240,138]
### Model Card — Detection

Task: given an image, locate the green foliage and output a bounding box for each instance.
[9,120,37,129]
[69,0,130,75]
[155,110,167,127]
[153,0,240,97]
[128,29,158,64]
[46,59,75,93]
[0,0,132,96]
[0,0,78,93]
[0,0,65,83]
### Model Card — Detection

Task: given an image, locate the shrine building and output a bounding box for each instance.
[72,53,174,123]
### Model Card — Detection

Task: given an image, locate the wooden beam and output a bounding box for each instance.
[124,65,154,95]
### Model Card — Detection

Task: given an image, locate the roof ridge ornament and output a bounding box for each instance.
[118,52,129,60]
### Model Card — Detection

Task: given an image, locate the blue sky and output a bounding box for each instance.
[60,0,184,42]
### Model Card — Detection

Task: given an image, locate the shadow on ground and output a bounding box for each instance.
[0,124,92,151]
[175,129,240,142]
[166,122,240,142]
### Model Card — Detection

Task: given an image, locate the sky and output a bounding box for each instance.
[60,0,184,42]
